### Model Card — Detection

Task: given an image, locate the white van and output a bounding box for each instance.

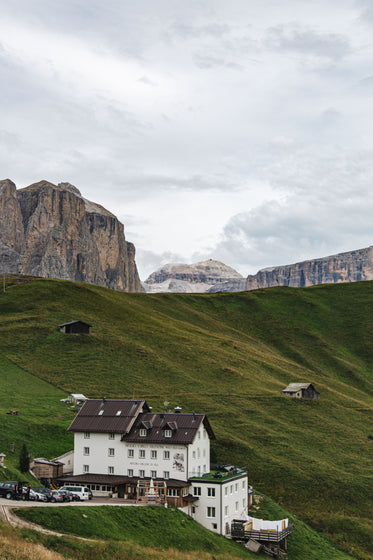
[59,485,91,501]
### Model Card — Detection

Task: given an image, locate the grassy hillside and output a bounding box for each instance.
[15,499,353,560]
[0,276,372,558]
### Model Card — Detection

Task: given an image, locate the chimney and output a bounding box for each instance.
[174,406,182,414]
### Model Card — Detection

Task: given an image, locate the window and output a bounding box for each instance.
[235,483,238,493]
[139,470,145,478]
[164,450,170,460]
[151,450,157,459]
[192,451,196,459]
[164,471,169,479]
[164,429,172,438]
[151,470,157,478]
[139,428,147,437]
[243,498,246,508]
[230,485,233,494]
[109,433,115,440]
[207,487,216,497]
[197,448,200,458]
[139,449,145,458]
[224,505,229,516]
[235,501,239,512]
[83,464,89,473]
[242,480,246,489]
[84,432,90,439]
[128,449,134,458]
[167,489,179,497]
[207,507,216,518]
[198,431,201,439]
[212,523,217,529]
[224,487,228,496]
[83,447,90,455]
[108,448,115,457]
[128,469,133,477]
[108,466,114,474]
[193,487,201,496]
[203,449,206,457]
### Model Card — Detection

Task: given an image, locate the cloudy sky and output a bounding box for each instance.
[1,0,373,280]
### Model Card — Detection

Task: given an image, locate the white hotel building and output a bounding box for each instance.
[62,398,251,535]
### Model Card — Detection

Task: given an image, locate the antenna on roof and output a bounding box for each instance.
[164,401,169,413]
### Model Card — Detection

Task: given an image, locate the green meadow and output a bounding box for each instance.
[0,276,372,559]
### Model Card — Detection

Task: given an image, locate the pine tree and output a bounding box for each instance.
[19,443,29,473]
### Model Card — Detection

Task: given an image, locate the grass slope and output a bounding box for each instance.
[15,502,352,560]
[0,277,372,558]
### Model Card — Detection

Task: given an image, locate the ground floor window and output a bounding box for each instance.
[207,507,216,518]
[167,489,180,497]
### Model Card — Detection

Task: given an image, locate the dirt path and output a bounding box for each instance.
[0,504,97,541]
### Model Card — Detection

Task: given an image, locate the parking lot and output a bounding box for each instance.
[0,496,136,507]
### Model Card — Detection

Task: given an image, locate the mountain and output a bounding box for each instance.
[143,259,245,293]
[0,179,141,292]
[246,245,373,290]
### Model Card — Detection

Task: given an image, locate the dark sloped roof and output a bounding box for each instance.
[282,383,317,393]
[122,411,215,444]
[58,320,92,327]
[68,399,149,433]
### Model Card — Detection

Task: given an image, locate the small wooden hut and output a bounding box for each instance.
[58,321,91,334]
[282,383,319,399]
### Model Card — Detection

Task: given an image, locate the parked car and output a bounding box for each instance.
[0,482,17,500]
[49,490,64,503]
[58,486,90,501]
[33,487,54,502]
[29,489,48,502]
[57,490,72,502]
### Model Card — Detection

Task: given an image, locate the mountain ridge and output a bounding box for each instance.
[0,178,141,292]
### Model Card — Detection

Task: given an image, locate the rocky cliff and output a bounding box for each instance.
[246,246,373,290]
[143,260,244,293]
[0,179,141,292]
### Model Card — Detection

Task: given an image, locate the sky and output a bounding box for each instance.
[1,0,373,280]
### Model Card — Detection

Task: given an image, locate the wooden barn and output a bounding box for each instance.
[30,458,64,480]
[58,320,91,334]
[282,383,319,399]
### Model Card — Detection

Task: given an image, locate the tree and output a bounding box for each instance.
[19,443,30,473]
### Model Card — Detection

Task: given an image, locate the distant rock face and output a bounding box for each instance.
[0,179,141,292]
[246,246,373,290]
[143,260,244,293]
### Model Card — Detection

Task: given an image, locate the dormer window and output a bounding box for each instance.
[139,428,147,437]
[164,429,172,438]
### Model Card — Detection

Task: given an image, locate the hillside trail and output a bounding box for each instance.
[0,504,97,542]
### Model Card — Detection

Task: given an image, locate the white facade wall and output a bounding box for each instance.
[74,423,210,482]
[74,432,126,476]
[187,425,210,477]
[191,475,248,535]
[125,442,188,481]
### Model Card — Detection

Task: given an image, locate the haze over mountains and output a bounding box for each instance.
[1,179,373,293]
